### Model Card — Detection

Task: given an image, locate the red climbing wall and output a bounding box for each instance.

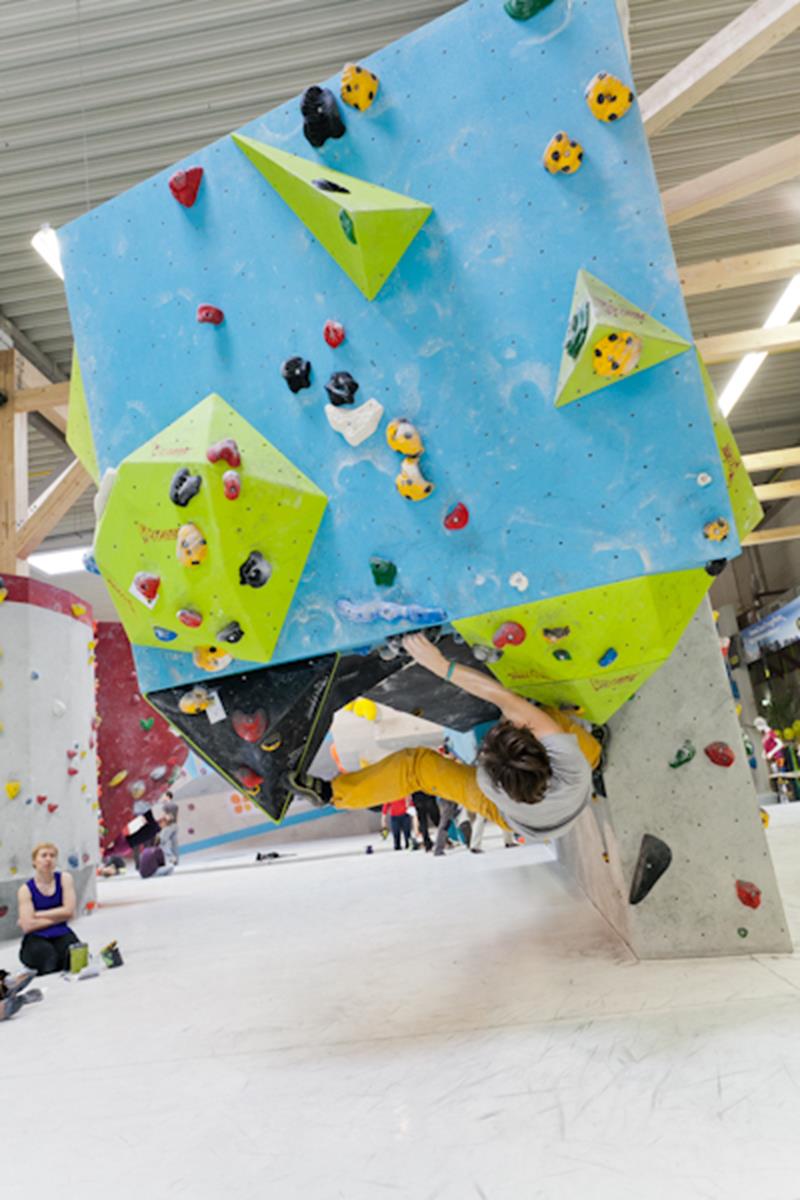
[95,622,188,845]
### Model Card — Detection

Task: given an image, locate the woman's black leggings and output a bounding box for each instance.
[19,930,81,975]
[390,813,412,850]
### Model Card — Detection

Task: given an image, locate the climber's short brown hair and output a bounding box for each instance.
[478,720,552,805]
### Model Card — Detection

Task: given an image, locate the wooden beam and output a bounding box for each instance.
[0,349,29,575]
[12,381,71,414]
[696,321,800,364]
[743,524,800,547]
[753,480,800,502]
[641,0,800,137]
[0,310,66,383]
[662,135,800,227]
[743,447,800,473]
[15,458,92,561]
[679,244,800,297]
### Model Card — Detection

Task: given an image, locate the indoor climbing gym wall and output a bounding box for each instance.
[58,0,764,847]
[559,599,792,958]
[94,622,189,847]
[0,575,99,943]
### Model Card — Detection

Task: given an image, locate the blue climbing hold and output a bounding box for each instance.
[336,598,447,625]
[68,854,79,869]
[598,647,618,668]
[153,627,178,643]
[82,550,101,575]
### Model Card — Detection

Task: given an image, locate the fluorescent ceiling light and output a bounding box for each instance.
[31,223,64,280]
[718,273,800,418]
[28,546,92,575]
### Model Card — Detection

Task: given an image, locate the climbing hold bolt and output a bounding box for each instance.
[585,72,635,122]
[300,85,346,149]
[493,622,526,649]
[370,557,397,587]
[444,502,469,531]
[239,551,271,589]
[196,304,224,325]
[168,166,204,207]
[281,357,312,394]
[326,371,359,406]
[341,63,380,111]
[324,320,346,348]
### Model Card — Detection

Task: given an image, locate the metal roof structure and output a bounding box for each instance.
[1,0,799,547]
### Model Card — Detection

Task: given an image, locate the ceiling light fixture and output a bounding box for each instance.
[718,273,800,418]
[31,223,64,280]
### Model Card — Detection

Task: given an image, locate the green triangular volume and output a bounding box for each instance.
[232,134,433,301]
[555,269,691,407]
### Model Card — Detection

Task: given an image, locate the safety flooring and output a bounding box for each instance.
[4,812,800,1199]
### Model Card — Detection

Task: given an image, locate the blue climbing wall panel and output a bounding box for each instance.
[59,0,737,693]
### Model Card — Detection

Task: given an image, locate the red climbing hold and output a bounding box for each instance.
[134,572,160,603]
[736,880,762,910]
[0,906,8,919]
[235,766,264,790]
[67,768,79,777]
[47,803,58,813]
[178,608,203,628]
[444,502,469,531]
[168,166,204,207]
[223,470,241,500]
[232,710,268,743]
[206,438,241,468]
[324,320,346,348]
[197,304,224,325]
[704,741,735,767]
[66,749,78,760]
[36,795,47,806]
[493,621,527,649]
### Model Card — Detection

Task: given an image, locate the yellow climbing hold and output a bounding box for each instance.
[761,808,770,829]
[71,603,87,617]
[109,770,128,787]
[352,697,378,721]
[0,587,7,603]
[5,781,21,800]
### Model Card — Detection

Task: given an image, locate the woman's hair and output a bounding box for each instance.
[31,842,58,865]
[478,720,552,806]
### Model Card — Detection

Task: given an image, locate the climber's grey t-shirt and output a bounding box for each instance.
[475,733,591,841]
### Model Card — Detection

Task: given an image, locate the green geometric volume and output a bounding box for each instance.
[232,135,433,301]
[94,393,328,664]
[453,569,712,723]
[555,270,692,408]
[66,348,101,486]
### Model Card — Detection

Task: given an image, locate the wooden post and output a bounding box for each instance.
[0,348,29,576]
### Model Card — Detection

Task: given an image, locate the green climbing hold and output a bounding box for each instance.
[339,209,357,245]
[370,557,397,587]
[140,717,155,731]
[669,738,696,768]
[504,0,555,18]
[738,927,749,939]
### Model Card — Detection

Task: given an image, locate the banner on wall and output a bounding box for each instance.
[741,596,800,664]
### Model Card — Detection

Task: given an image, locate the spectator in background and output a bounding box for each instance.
[410,790,440,852]
[381,796,413,851]
[17,843,81,975]
[469,814,517,853]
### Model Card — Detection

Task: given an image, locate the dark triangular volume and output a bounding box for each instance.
[628,833,672,905]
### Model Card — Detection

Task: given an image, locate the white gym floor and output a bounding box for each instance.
[5,811,800,1199]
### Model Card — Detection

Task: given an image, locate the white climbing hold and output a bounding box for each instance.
[697,472,713,487]
[325,398,384,447]
[94,468,118,522]
[52,699,67,717]
[509,571,529,592]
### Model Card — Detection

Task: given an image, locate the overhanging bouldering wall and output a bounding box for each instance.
[558,599,792,958]
[0,576,99,943]
[95,623,189,847]
[58,0,761,821]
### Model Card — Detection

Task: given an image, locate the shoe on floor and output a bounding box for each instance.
[470,848,484,854]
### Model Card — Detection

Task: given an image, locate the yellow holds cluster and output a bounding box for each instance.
[386,418,434,502]
[592,331,642,378]
[543,72,635,178]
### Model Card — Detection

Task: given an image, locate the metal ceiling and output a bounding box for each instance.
[1,0,799,545]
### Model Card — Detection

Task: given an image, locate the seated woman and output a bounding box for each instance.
[17,843,81,976]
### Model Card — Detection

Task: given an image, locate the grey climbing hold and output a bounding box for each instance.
[628,834,672,905]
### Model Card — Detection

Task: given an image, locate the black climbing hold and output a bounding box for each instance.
[313,178,350,194]
[628,834,672,905]
[325,371,359,407]
[704,559,727,577]
[281,357,312,394]
[239,551,272,589]
[169,467,202,507]
[300,85,346,149]
[218,620,244,644]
